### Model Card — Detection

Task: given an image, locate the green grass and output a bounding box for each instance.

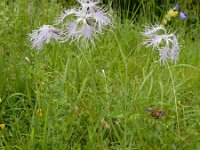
[0,0,200,149]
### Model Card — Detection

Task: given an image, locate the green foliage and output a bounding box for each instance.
[0,0,200,149]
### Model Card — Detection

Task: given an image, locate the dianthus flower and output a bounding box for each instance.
[28,0,112,50]
[56,0,111,45]
[141,24,180,64]
[141,4,187,65]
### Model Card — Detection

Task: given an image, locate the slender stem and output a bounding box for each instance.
[167,63,180,133]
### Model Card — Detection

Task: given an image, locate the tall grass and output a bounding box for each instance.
[0,0,200,149]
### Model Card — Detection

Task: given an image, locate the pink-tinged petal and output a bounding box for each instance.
[160,45,170,63]
[92,9,111,32]
[170,36,180,62]
[28,25,61,51]
[67,21,78,37]
[81,25,92,38]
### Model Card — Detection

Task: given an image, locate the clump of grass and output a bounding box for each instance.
[0,0,200,149]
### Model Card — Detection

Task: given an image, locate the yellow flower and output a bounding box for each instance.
[0,123,5,129]
[161,9,179,25]
[177,101,181,105]
[167,9,179,18]
[36,109,43,117]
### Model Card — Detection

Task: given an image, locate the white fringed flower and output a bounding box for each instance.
[29,25,62,51]
[56,0,111,45]
[141,24,180,64]
[28,0,112,51]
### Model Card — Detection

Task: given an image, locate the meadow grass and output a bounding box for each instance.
[0,0,200,149]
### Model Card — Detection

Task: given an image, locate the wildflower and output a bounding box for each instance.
[36,108,43,117]
[142,24,180,64]
[161,4,180,25]
[173,4,179,11]
[28,0,112,50]
[167,9,179,18]
[28,25,62,51]
[142,4,186,65]
[56,0,111,45]
[161,9,179,25]
[0,123,5,129]
[179,12,187,20]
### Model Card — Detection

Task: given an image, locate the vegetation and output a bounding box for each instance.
[0,0,200,149]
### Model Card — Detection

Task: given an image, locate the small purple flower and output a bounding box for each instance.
[174,4,179,11]
[179,12,187,20]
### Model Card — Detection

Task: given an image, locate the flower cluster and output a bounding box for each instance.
[28,0,112,51]
[161,4,187,25]
[142,4,186,65]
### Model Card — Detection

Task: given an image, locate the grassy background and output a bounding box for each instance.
[0,0,200,149]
